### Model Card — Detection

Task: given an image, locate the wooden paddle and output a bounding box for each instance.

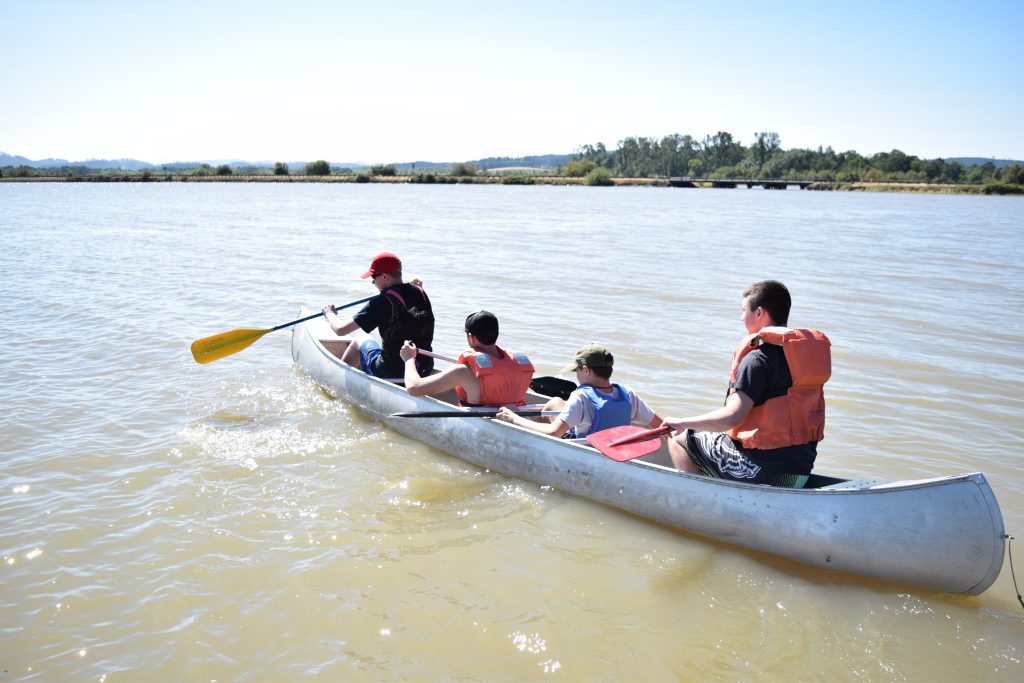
[586,424,672,462]
[191,295,375,364]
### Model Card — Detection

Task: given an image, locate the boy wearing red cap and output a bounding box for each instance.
[322,252,435,379]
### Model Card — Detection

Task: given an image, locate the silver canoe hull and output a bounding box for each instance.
[291,308,1005,595]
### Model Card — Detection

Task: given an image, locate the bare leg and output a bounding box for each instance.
[668,433,701,474]
[541,397,565,423]
[340,331,370,368]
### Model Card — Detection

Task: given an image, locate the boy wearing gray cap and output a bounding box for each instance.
[496,343,662,438]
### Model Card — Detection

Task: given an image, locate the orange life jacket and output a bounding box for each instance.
[726,327,831,450]
[455,346,535,406]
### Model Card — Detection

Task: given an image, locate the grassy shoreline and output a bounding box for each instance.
[1,174,1019,195]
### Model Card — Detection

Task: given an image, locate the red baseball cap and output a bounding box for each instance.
[361,252,402,279]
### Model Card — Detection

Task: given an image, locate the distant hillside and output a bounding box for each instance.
[0,152,156,170]
[0,153,370,172]
[388,154,573,172]
[388,160,452,172]
[473,154,573,170]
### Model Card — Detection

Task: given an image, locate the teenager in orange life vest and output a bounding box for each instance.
[663,280,831,488]
[400,310,534,406]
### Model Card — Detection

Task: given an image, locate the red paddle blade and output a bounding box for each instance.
[586,425,671,462]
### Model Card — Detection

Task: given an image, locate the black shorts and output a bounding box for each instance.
[683,430,808,488]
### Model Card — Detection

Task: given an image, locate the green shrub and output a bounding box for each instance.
[982,182,1024,195]
[305,160,331,176]
[273,162,289,176]
[561,158,598,177]
[584,168,614,186]
[500,175,535,185]
[449,162,477,177]
[215,164,233,176]
[354,173,370,183]
[370,164,397,176]
[1004,164,1024,185]
[710,165,742,179]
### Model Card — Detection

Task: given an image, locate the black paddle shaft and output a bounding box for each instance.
[271,295,375,331]
[392,410,550,419]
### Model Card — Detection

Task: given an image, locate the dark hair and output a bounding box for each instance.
[471,329,498,345]
[587,365,614,380]
[743,280,791,326]
[464,310,499,345]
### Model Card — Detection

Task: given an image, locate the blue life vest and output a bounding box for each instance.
[577,384,632,436]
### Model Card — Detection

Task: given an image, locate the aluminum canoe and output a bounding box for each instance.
[291,307,1005,595]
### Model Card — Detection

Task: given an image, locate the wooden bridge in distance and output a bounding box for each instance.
[668,177,813,189]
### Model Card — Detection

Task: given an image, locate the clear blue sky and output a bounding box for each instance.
[2,0,1021,164]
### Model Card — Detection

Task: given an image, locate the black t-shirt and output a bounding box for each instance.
[731,344,817,474]
[352,283,434,377]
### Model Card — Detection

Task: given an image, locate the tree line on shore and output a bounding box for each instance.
[2,131,1022,192]
[573,132,1022,187]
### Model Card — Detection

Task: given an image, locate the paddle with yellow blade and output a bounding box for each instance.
[586,424,672,461]
[190,295,375,364]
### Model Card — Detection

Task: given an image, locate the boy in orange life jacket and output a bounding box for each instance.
[400,310,535,406]
[495,343,663,438]
[663,280,831,487]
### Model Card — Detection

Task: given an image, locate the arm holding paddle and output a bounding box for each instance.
[495,393,663,438]
[495,405,573,437]
[661,391,754,472]
[322,304,362,337]
[662,391,753,433]
[321,304,371,369]
[400,341,477,398]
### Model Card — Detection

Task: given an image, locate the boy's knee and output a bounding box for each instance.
[668,434,699,473]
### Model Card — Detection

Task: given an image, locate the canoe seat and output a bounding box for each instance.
[319,338,351,360]
[770,474,810,488]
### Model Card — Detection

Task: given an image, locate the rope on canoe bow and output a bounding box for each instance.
[1008,535,1024,611]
